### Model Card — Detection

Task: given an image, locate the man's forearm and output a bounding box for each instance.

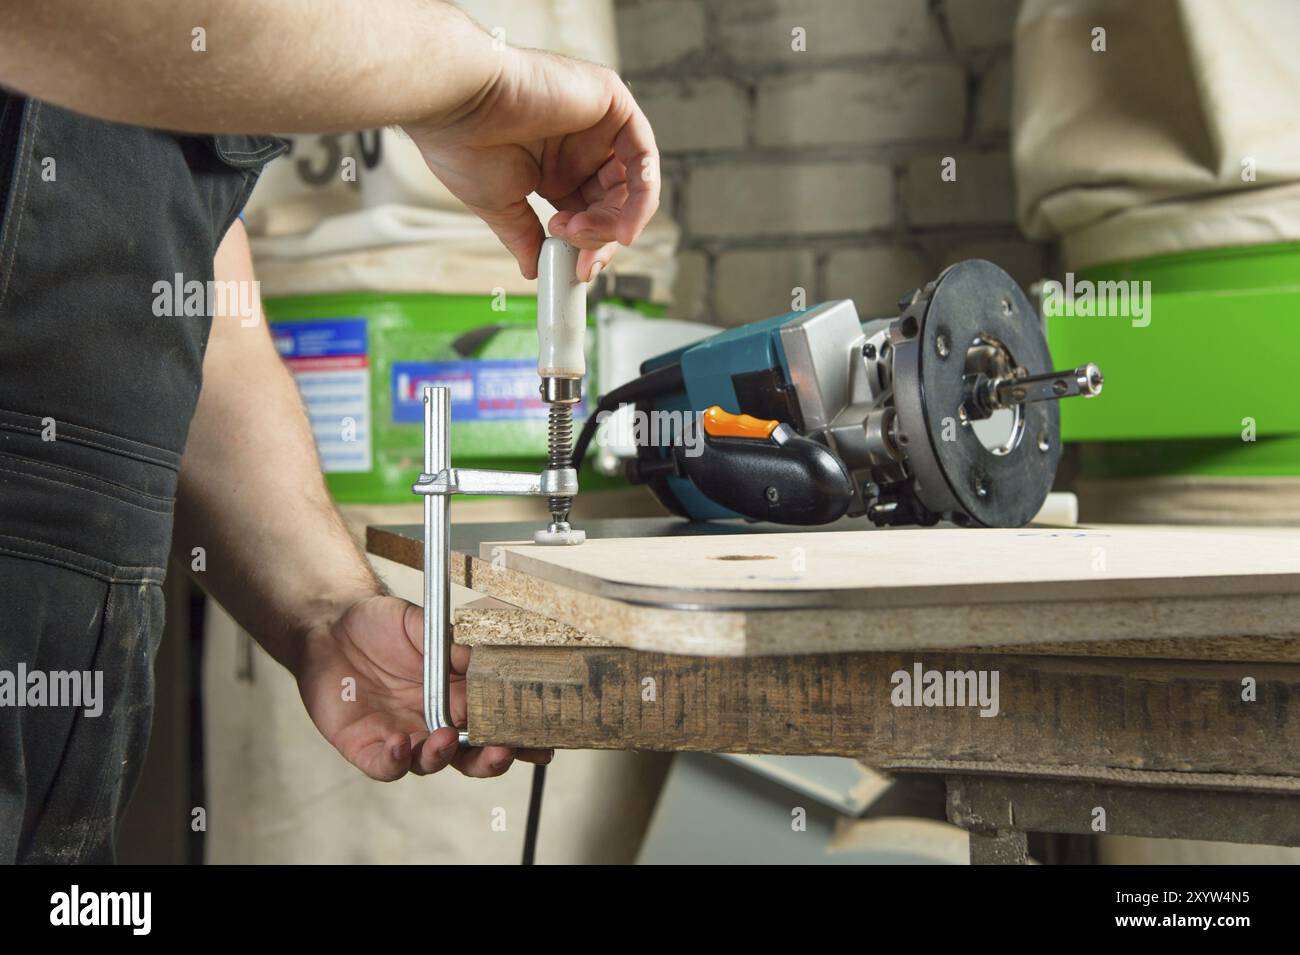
[0,0,499,134]
[172,221,380,672]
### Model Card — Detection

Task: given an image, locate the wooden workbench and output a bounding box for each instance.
[367,519,1300,863]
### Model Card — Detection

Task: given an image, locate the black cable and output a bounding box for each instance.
[573,362,684,472]
[521,763,546,865]
[571,407,604,474]
[521,364,685,865]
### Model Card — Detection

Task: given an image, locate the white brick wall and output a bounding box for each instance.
[637,78,748,152]
[824,246,930,319]
[717,0,943,63]
[974,55,1012,139]
[615,0,707,71]
[713,247,816,325]
[943,0,1023,50]
[687,160,894,238]
[614,0,1045,324]
[901,150,1016,227]
[754,63,966,147]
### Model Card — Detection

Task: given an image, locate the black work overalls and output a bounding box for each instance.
[0,93,284,862]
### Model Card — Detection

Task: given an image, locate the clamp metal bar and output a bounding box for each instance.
[416,382,582,743]
[421,386,467,745]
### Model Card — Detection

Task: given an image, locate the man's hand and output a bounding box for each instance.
[0,1,658,283]
[294,594,552,780]
[405,47,660,282]
[182,225,550,783]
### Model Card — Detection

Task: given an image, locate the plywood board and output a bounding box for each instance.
[450,597,1300,662]
[473,526,1300,610]
[457,560,1300,659]
[369,523,1300,658]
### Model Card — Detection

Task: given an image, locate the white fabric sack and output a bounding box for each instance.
[1013,0,1300,268]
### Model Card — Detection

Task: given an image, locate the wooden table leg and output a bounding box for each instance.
[944,770,1300,864]
[968,828,1029,865]
[947,775,1029,864]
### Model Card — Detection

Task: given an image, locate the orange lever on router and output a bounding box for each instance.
[701,406,780,440]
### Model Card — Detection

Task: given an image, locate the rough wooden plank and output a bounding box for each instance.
[884,760,1300,794]
[957,636,1300,662]
[466,645,1300,776]
[946,774,1300,847]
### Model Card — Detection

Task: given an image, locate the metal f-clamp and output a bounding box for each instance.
[412,386,579,745]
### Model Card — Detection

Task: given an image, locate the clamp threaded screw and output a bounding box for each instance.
[546,403,574,523]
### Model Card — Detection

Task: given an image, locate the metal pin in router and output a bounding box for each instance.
[534,238,587,547]
[965,362,1104,420]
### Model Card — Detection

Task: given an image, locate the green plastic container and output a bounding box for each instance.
[1045,242,1300,478]
[267,291,575,503]
[267,291,662,503]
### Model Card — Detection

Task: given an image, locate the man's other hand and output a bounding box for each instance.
[295,594,552,780]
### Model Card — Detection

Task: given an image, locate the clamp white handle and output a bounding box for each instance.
[536,238,587,380]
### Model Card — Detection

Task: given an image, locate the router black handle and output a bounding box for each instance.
[677,425,854,525]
